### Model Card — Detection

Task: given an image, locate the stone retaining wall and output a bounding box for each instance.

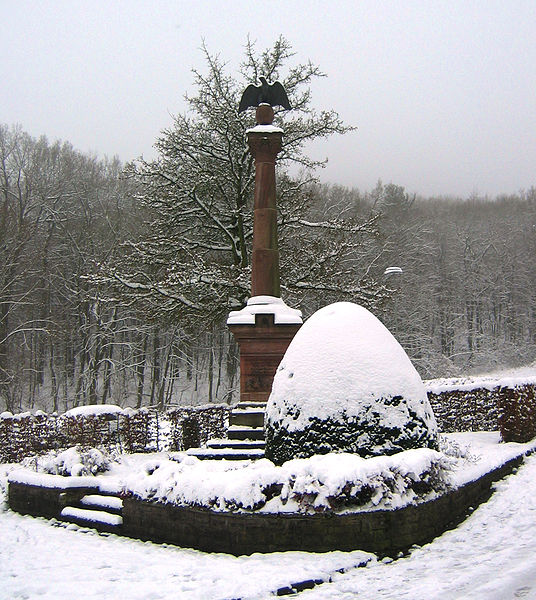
[121,455,522,555]
[8,454,524,556]
[8,481,96,520]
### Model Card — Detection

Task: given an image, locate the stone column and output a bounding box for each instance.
[247,106,282,297]
[227,104,301,405]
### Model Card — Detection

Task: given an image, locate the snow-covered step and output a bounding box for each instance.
[235,401,266,409]
[227,425,265,440]
[186,447,265,461]
[60,506,123,532]
[79,494,123,515]
[206,438,265,450]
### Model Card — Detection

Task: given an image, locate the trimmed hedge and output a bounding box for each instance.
[0,405,230,463]
[2,381,535,463]
[167,405,230,451]
[497,384,536,443]
[427,382,536,443]
[427,388,499,433]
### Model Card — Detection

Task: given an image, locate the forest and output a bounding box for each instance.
[1,39,535,413]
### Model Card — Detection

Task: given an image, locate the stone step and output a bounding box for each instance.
[206,438,265,450]
[230,409,265,428]
[186,447,265,461]
[78,494,123,515]
[60,505,123,533]
[227,425,265,441]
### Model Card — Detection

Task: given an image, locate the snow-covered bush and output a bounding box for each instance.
[21,446,112,476]
[265,303,439,465]
[127,448,451,514]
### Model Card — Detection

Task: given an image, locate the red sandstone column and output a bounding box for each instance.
[227,104,301,405]
[248,105,282,297]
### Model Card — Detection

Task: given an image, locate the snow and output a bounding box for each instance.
[227,295,303,325]
[207,439,264,448]
[80,494,123,511]
[8,470,99,489]
[60,506,123,527]
[9,433,533,517]
[21,446,111,477]
[2,432,536,599]
[186,447,265,457]
[227,425,263,432]
[119,448,448,513]
[441,431,536,486]
[62,404,124,417]
[112,433,536,514]
[299,449,536,600]
[246,124,284,133]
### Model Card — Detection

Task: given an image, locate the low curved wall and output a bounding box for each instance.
[8,454,524,556]
[8,481,97,520]
[125,455,521,555]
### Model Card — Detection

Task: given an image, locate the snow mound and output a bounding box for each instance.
[265,302,438,464]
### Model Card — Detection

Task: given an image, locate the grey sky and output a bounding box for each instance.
[2,0,535,198]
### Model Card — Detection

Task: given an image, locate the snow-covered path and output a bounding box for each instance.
[303,454,536,600]
[2,449,536,599]
[0,499,369,600]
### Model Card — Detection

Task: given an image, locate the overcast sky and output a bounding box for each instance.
[2,0,535,198]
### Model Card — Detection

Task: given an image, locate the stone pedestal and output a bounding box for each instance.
[228,296,302,404]
[229,316,300,404]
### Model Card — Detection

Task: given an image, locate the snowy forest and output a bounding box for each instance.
[1,39,535,414]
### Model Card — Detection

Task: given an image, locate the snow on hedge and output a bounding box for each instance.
[125,447,451,514]
[425,364,536,395]
[62,404,124,418]
[265,302,438,464]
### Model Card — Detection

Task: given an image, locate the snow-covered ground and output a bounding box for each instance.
[2,433,536,599]
[300,451,536,600]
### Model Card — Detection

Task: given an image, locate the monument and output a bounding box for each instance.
[227,81,302,405]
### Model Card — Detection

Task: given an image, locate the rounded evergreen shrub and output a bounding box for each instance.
[264,302,438,465]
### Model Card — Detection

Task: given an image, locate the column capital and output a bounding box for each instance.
[247,131,282,161]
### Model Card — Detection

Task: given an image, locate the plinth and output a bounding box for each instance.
[228,296,302,404]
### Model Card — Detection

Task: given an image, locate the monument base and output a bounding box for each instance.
[228,297,302,404]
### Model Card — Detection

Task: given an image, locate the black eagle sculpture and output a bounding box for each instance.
[239,76,291,113]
